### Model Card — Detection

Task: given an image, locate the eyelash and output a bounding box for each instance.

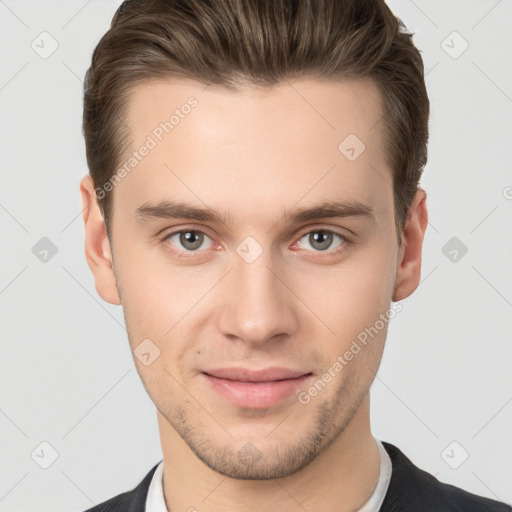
[160,227,352,258]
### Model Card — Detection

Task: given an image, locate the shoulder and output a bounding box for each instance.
[381,441,512,512]
[81,461,160,512]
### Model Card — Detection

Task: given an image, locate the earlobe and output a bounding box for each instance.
[392,188,428,302]
[80,174,121,305]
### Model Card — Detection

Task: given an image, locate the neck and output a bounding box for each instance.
[157,394,380,512]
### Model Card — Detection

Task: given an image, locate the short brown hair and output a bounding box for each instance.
[83,0,429,246]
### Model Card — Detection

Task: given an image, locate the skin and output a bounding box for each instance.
[80,77,428,511]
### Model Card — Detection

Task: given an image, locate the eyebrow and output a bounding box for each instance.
[134,198,375,227]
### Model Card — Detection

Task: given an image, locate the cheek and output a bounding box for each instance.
[114,250,213,380]
[295,246,396,341]
[114,241,202,331]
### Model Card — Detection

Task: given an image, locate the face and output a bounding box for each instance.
[81,77,427,480]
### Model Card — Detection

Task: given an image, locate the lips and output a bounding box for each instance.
[202,367,313,408]
[203,367,310,382]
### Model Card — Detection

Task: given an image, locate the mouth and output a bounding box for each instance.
[202,367,314,409]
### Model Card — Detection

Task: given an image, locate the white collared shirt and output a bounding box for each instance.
[146,438,392,511]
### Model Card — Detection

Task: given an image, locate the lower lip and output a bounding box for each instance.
[202,373,313,409]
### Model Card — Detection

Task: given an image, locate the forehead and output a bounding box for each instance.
[125,77,384,149]
[115,77,392,226]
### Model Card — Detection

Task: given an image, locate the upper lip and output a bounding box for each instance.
[204,367,311,382]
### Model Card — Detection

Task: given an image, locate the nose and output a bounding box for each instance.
[217,245,299,347]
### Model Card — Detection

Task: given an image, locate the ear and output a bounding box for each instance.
[80,174,121,305]
[392,187,428,302]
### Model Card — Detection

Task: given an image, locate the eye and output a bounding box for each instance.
[294,229,348,253]
[160,227,350,258]
[164,230,215,253]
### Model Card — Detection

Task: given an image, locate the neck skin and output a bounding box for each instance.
[157,393,380,512]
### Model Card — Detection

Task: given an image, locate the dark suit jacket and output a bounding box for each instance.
[83,441,512,511]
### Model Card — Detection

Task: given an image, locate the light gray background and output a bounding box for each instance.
[1,0,511,511]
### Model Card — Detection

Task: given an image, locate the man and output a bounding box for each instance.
[79,0,511,510]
